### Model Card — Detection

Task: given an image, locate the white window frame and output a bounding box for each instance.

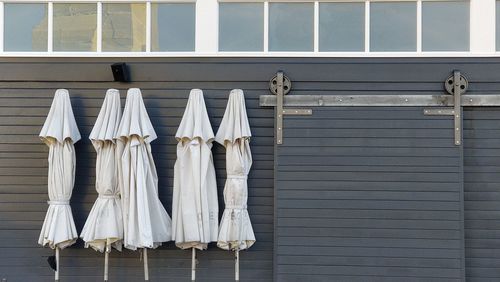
[0,0,496,57]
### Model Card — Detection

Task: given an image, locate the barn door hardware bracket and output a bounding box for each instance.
[270,71,312,144]
[423,70,468,145]
[261,70,500,146]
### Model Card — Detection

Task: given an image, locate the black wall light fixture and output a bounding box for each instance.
[111,62,130,82]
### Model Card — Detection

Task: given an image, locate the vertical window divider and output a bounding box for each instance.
[314,1,319,53]
[48,2,53,53]
[470,0,495,53]
[264,1,269,52]
[364,0,370,52]
[146,1,151,52]
[97,2,102,53]
[195,0,217,53]
[417,0,422,53]
[0,2,4,52]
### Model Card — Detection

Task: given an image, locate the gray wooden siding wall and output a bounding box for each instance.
[0,58,276,282]
[1,57,500,282]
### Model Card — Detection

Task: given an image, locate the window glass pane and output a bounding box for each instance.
[102,4,146,52]
[370,2,416,52]
[152,3,195,52]
[219,3,263,51]
[319,3,364,52]
[423,1,469,51]
[269,3,313,51]
[4,4,47,52]
[53,4,97,52]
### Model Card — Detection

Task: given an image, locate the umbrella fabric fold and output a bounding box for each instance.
[116,88,171,250]
[80,89,123,253]
[216,89,256,251]
[172,89,218,250]
[38,89,81,250]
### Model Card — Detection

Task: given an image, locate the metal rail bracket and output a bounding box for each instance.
[262,70,500,146]
[271,71,312,144]
[423,70,467,145]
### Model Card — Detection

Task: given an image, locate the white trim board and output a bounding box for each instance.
[1,51,500,57]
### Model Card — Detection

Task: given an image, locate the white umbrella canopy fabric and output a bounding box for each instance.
[215,89,255,252]
[115,88,172,251]
[115,88,172,280]
[216,89,255,281]
[80,89,123,253]
[38,89,81,250]
[173,89,218,281]
[172,88,218,250]
[38,89,81,281]
[80,89,123,281]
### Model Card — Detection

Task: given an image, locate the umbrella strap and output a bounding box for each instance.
[98,194,120,199]
[227,175,247,180]
[226,205,247,210]
[47,200,69,205]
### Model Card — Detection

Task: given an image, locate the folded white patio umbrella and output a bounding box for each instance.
[115,88,172,280]
[172,89,218,281]
[38,89,81,281]
[80,89,123,281]
[215,89,256,281]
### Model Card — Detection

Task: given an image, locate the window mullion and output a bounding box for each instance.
[97,2,102,52]
[470,0,495,53]
[314,1,319,52]
[264,1,269,52]
[146,1,151,52]
[417,0,422,52]
[195,0,217,53]
[47,1,53,52]
[365,0,370,52]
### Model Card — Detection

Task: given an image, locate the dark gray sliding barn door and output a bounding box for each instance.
[274,58,500,282]
[463,107,500,281]
[275,106,465,281]
[273,60,500,282]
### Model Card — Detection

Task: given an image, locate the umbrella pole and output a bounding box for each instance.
[191,248,196,281]
[104,251,109,282]
[144,248,149,281]
[55,247,59,281]
[235,249,240,281]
